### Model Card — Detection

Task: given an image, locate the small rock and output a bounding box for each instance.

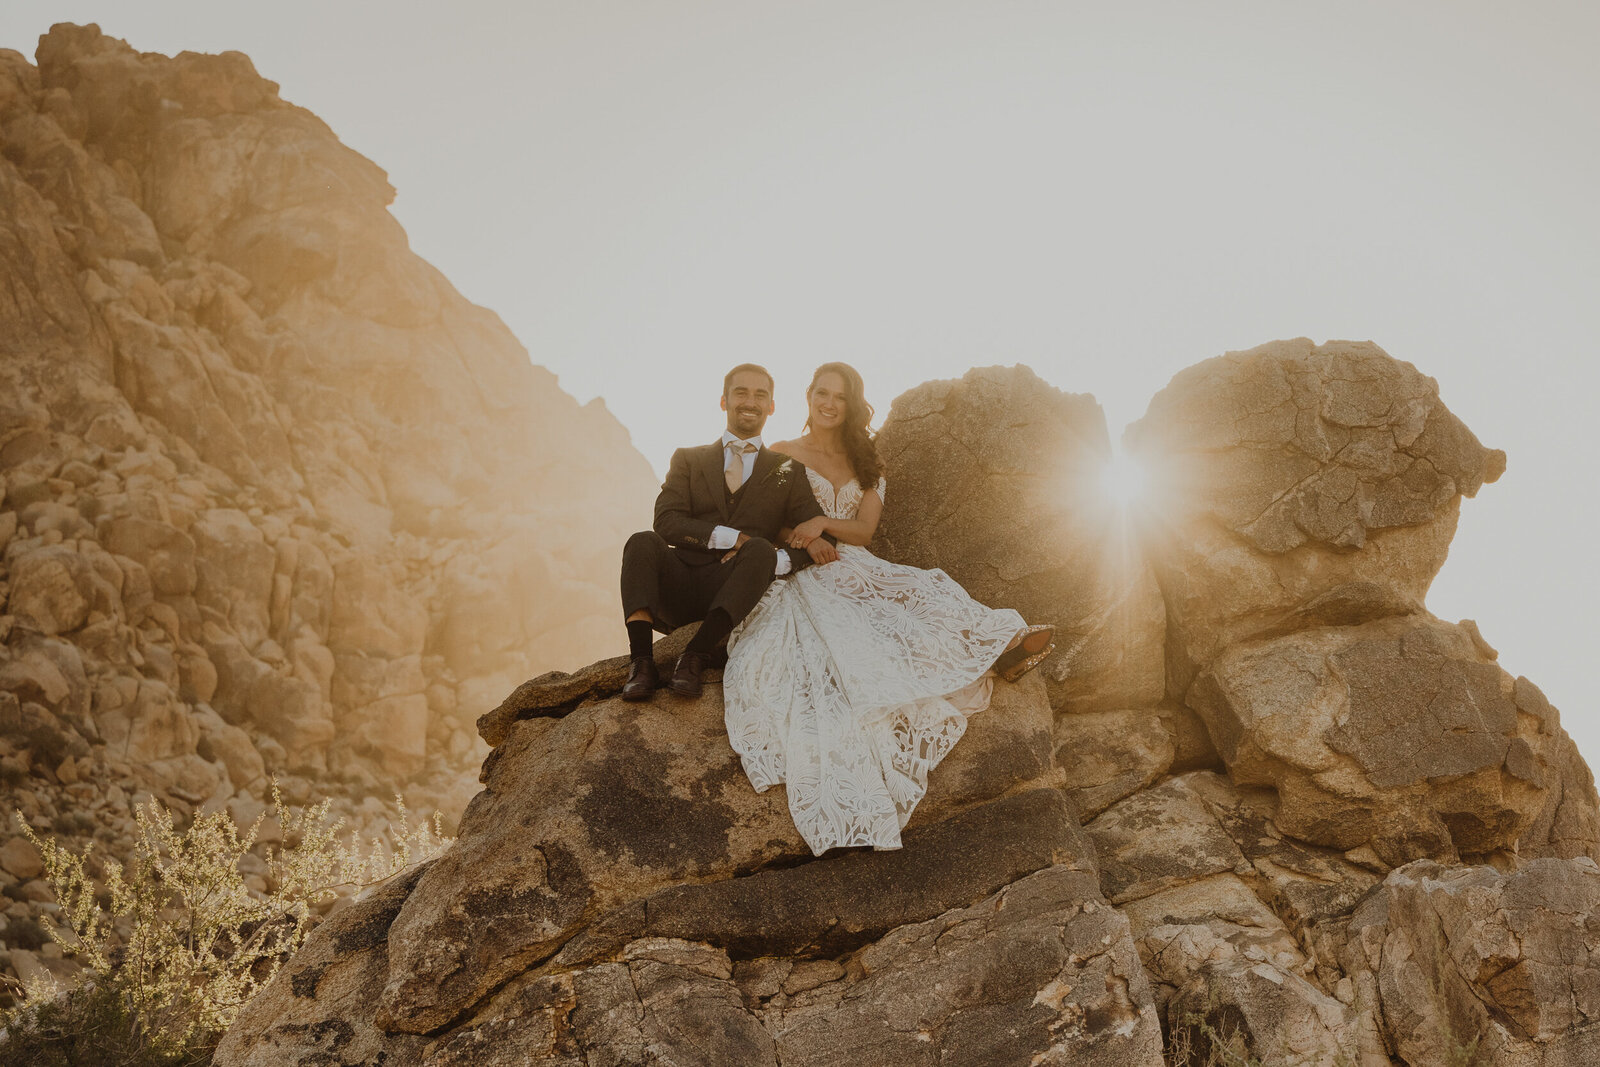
[781,959,845,995]
[0,836,45,880]
[54,754,80,784]
[7,949,51,989]
[19,879,55,902]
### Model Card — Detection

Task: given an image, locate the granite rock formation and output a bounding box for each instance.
[4,21,1597,1067]
[1123,338,1506,699]
[0,21,654,989]
[219,349,1600,1065]
[872,365,1168,716]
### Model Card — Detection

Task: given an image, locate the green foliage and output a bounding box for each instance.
[1,782,450,1064]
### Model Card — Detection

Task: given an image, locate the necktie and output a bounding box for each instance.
[725,441,757,493]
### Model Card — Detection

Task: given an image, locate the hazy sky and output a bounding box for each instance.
[5,3,1597,760]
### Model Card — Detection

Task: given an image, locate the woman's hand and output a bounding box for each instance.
[787,516,830,549]
[807,538,839,565]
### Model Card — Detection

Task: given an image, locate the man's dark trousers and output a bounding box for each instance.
[620,530,778,635]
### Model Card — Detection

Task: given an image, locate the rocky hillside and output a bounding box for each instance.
[0,22,654,988]
[219,344,1600,1066]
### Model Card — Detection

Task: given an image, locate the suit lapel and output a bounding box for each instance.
[695,440,731,522]
[749,447,780,489]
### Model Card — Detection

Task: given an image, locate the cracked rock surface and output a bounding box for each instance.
[0,21,658,1001]
[1126,337,1505,697]
[872,365,1168,716]
[1338,859,1600,1065]
[5,21,1597,1067]
[219,350,1600,1066]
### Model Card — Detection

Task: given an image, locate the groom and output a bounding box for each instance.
[619,364,838,701]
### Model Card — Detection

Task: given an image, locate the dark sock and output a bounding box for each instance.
[627,620,655,660]
[686,609,733,655]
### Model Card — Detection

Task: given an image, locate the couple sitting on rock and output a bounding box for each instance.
[620,362,1055,856]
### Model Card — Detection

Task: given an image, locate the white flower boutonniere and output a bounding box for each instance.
[771,458,794,486]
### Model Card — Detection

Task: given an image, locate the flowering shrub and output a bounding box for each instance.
[1,783,450,1064]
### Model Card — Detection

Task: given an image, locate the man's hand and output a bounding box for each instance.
[719,531,751,563]
[806,538,839,566]
[787,516,830,549]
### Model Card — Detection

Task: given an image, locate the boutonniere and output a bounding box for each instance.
[770,458,794,486]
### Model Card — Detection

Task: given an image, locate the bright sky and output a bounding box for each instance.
[5,3,1596,764]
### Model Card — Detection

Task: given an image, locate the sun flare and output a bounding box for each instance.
[1097,450,1148,509]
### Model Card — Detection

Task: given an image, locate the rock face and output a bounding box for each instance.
[0,21,653,985]
[1125,338,1505,699]
[1190,616,1581,865]
[1338,859,1600,1064]
[219,671,1168,1064]
[872,365,1168,716]
[221,345,1600,1066]
[7,24,1595,1067]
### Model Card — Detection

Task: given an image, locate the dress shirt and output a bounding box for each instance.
[709,431,792,575]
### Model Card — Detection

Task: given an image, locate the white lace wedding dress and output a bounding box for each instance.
[723,469,1026,856]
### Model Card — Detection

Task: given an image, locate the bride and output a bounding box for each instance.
[723,362,1054,856]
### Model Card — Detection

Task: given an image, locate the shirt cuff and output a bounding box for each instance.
[709,525,738,550]
[774,553,792,576]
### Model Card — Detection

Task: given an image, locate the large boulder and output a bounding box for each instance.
[222,863,1165,1067]
[759,865,1165,1066]
[1085,771,1385,957]
[215,658,1172,1063]
[872,365,1166,714]
[1165,958,1389,1067]
[212,864,431,1067]
[100,516,198,598]
[5,544,107,634]
[1339,859,1600,1066]
[190,508,277,648]
[1055,707,1181,819]
[1124,338,1505,695]
[379,670,1058,1034]
[94,678,198,764]
[1188,614,1597,865]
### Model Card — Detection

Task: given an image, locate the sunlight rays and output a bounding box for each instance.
[1097,447,1148,511]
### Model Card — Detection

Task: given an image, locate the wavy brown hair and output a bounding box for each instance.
[803,362,882,488]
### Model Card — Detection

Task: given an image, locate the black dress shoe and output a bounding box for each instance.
[667,650,712,698]
[621,656,659,702]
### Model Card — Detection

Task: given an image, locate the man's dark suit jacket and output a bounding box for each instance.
[654,441,828,573]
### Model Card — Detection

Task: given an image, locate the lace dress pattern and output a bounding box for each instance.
[723,469,1025,855]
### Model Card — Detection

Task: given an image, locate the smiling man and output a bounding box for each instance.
[618,364,839,701]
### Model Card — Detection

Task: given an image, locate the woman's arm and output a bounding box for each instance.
[789,487,883,547]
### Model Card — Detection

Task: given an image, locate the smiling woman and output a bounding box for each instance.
[722,360,1055,856]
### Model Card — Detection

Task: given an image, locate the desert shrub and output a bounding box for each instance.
[0,783,450,1064]
[1165,1008,1263,1067]
[0,978,211,1067]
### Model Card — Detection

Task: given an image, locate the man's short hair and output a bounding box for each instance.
[723,363,775,397]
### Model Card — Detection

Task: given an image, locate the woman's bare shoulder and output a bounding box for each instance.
[770,438,813,462]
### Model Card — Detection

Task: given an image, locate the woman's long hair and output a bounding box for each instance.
[803,362,882,488]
